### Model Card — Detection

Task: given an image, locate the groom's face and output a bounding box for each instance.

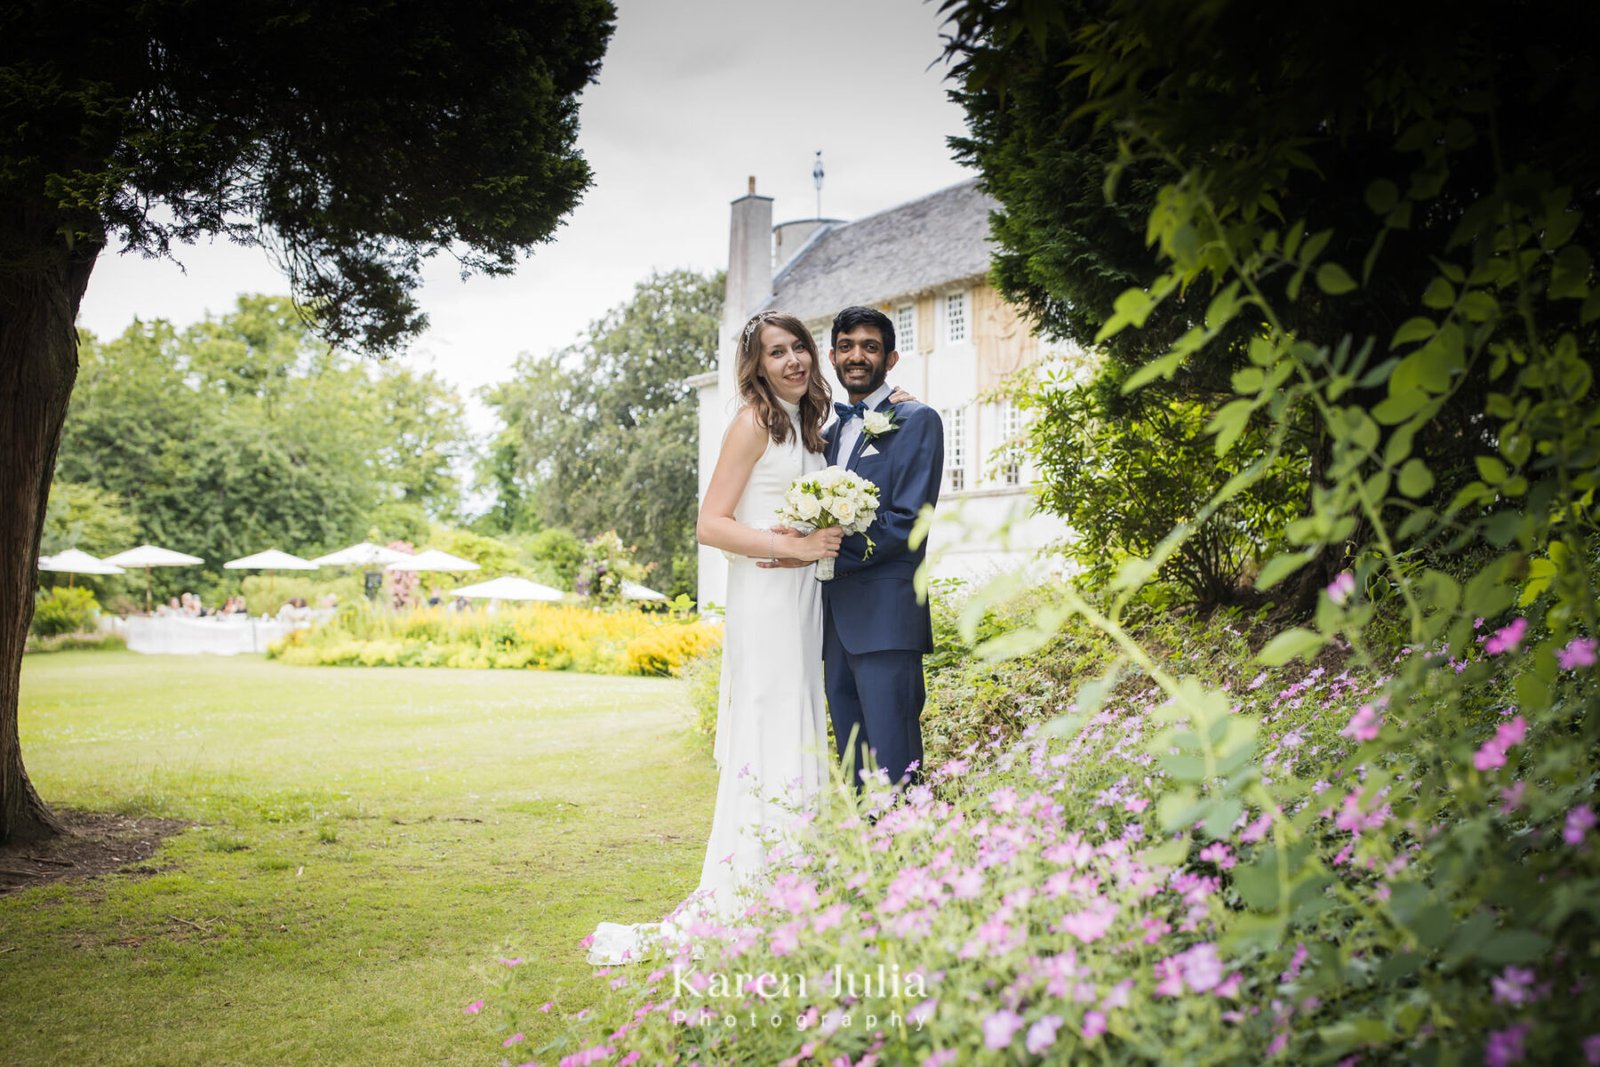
[830,326,898,399]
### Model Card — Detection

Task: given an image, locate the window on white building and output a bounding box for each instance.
[895,303,915,354]
[945,406,967,492]
[1002,401,1024,486]
[945,289,969,345]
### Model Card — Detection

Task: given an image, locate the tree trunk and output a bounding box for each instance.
[0,200,99,845]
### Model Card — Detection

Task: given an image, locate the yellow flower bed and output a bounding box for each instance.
[270,604,721,677]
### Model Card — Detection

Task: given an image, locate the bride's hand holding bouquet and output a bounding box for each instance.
[772,466,881,580]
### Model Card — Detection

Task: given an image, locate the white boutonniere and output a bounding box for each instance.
[861,408,901,441]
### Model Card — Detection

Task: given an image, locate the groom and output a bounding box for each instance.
[821,305,943,790]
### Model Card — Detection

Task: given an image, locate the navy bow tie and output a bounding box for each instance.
[834,400,868,420]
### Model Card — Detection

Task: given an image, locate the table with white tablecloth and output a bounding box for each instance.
[123,615,307,655]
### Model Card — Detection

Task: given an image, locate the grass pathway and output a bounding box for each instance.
[1,652,714,1065]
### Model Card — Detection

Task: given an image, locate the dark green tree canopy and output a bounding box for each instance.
[1,0,614,351]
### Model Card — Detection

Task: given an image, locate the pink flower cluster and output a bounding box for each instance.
[1474,716,1527,772]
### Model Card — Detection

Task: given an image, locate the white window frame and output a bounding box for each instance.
[945,406,967,492]
[895,303,915,355]
[1002,401,1024,486]
[944,289,969,345]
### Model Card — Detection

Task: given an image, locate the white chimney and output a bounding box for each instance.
[718,176,774,417]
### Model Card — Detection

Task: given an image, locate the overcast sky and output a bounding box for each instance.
[76,0,976,428]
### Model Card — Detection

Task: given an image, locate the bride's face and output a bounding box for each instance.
[757,324,813,404]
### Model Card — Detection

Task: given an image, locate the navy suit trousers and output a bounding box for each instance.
[822,624,926,788]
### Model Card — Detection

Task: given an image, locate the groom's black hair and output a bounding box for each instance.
[830,305,896,354]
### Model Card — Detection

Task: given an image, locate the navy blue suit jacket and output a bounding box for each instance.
[821,399,943,654]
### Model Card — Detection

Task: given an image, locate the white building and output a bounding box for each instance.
[692,177,1071,609]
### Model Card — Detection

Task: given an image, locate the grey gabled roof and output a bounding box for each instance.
[764,178,995,324]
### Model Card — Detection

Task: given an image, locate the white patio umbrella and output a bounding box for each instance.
[223,549,319,571]
[450,576,565,602]
[310,542,409,567]
[621,580,669,602]
[311,542,410,602]
[384,548,480,573]
[38,548,125,588]
[104,544,205,613]
[224,549,319,613]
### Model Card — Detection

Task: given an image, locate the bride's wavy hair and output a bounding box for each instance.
[735,310,831,454]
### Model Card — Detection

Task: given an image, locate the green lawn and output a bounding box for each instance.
[1,652,715,1066]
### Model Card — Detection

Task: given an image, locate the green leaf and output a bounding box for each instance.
[1258,627,1327,666]
[1398,458,1434,497]
[1120,352,1185,393]
[1160,753,1207,783]
[1208,399,1255,454]
[1477,929,1551,964]
[1201,797,1242,840]
[1316,262,1358,295]
[1141,837,1190,867]
[1256,550,1316,590]
[1390,316,1436,348]
[1422,277,1456,309]
[1365,179,1400,215]
[1476,455,1509,485]
[1319,1018,1394,1053]
[1372,388,1429,425]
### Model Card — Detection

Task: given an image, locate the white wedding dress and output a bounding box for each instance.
[586,399,828,965]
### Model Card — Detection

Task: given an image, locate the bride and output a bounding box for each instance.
[585,310,849,965]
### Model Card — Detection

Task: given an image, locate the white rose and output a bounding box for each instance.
[833,498,858,523]
[862,411,893,435]
[818,494,837,517]
[796,495,821,521]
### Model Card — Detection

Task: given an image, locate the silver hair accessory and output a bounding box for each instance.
[741,312,775,348]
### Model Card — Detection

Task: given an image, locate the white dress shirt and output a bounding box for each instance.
[834,381,894,466]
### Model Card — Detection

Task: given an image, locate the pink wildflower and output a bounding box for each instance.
[1565,805,1596,846]
[1474,716,1527,772]
[464,999,484,1015]
[1081,1010,1107,1042]
[1179,943,1224,993]
[1485,1022,1530,1067]
[1560,637,1599,670]
[503,1033,525,1047]
[1026,1014,1064,1054]
[499,956,524,967]
[1500,781,1526,814]
[1340,704,1381,743]
[1199,842,1236,870]
[1485,617,1528,656]
[920,1053,958,1067]
[1584,1034,1600,1065]
[1153,957,1185,997]
[619,1054,641,1067]
[1059,899,1117,943]
[1491,966,1538,1006]
[1240,813,1273,843]
[539,1001,554,1013]
[1326,571,1356,605]
[770,924,800,957]
[983,1008,1025,1050]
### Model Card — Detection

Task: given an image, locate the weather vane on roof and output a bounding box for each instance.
[813,150,825,219]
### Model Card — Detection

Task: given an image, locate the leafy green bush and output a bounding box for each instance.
[25,631,126,654]
[30,586,100,637]
[681,646,721,746]
[1021,372,1306,608]
[575,530,647,605]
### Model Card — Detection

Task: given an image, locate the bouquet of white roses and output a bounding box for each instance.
[775,465,880,581]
